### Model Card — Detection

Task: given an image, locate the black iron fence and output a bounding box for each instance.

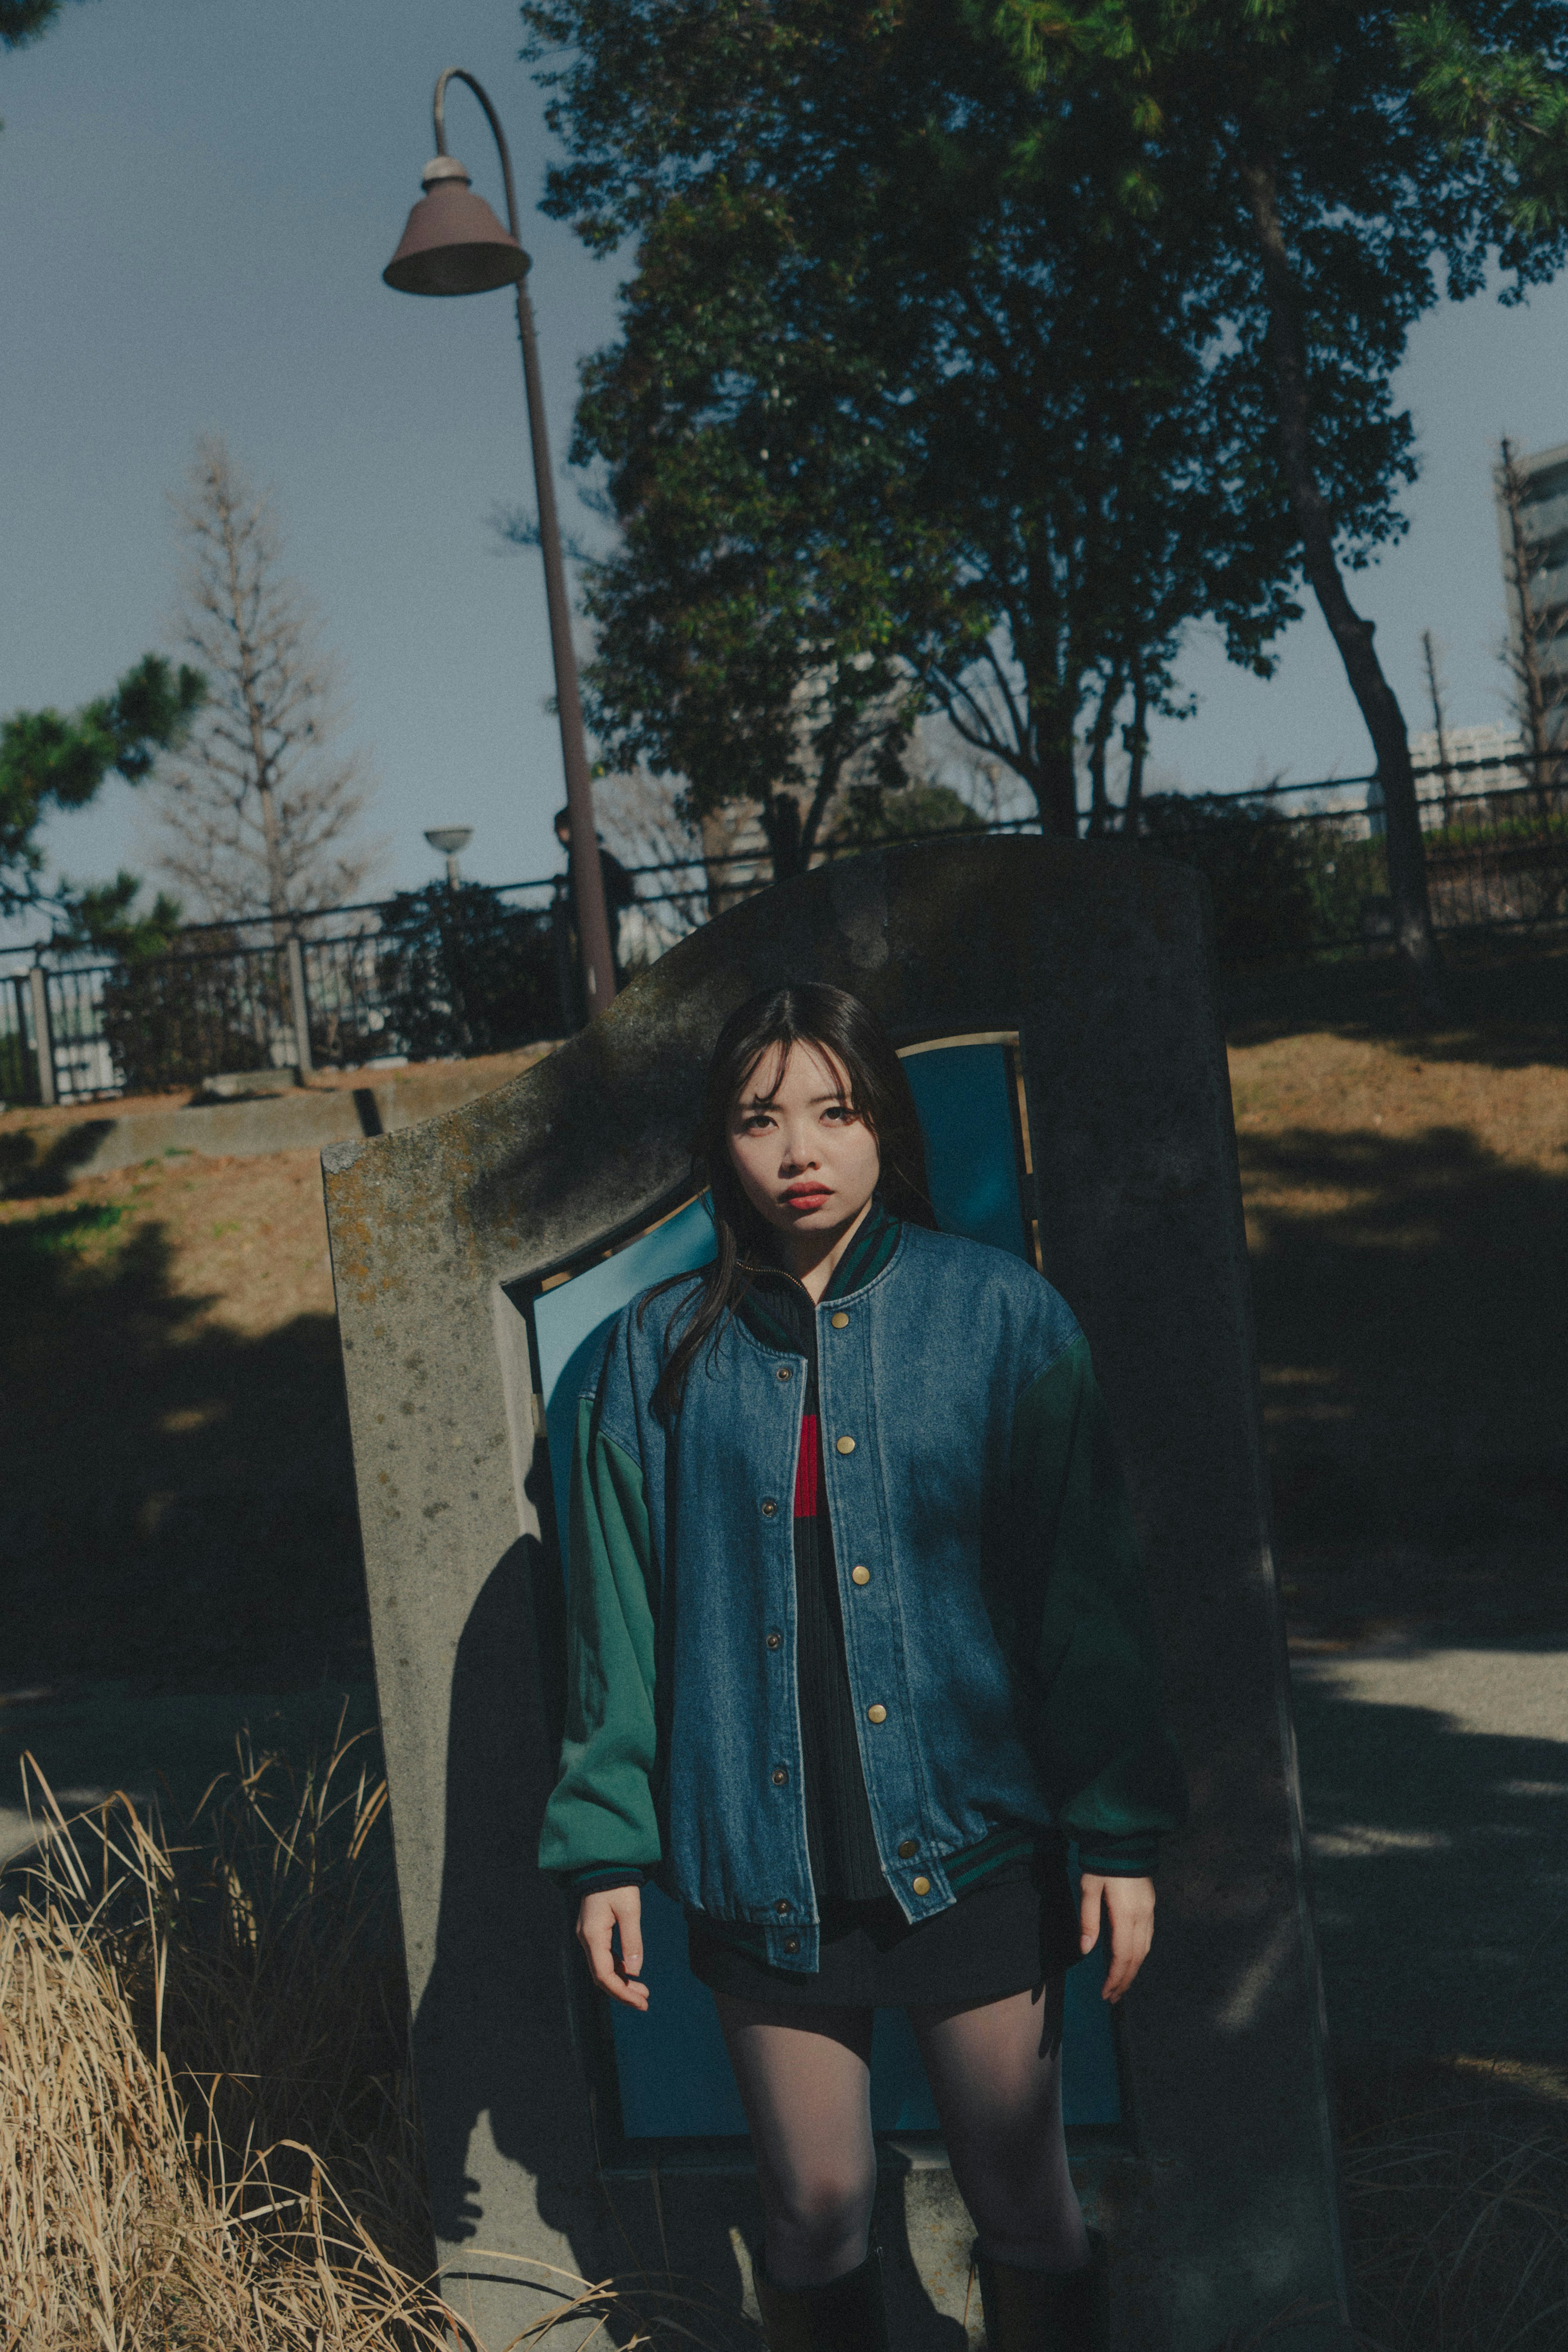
[4,759,1565,1109]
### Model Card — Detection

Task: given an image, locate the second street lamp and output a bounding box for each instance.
[383,68,617,1019]
[424,825,473,887]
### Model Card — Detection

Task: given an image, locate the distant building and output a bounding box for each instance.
[1494,437,1568,754]
[1366,721,1525,837]
[1407,720,1524,778]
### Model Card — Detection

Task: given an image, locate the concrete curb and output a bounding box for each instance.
[0,1048,559,1192]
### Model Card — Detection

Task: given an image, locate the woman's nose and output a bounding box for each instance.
[780,1126,819,1169]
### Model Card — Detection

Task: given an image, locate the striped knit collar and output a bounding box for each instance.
[738,1194,901,1347]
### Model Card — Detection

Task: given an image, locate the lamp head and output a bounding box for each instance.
[383,157,529,296]
[424,826,474,857]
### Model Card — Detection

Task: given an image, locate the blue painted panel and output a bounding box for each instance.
[902,1043,1029,1262]
[533,1194,716,1559]
[529,1043,1119,2137]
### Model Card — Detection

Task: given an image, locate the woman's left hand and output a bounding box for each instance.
[1078,1873,1155,2002]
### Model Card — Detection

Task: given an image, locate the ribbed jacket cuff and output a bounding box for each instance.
[569,1866,648,1896]
[1075,1832,1159,1877]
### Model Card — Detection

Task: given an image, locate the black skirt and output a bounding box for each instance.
[686,1846,1080,2009]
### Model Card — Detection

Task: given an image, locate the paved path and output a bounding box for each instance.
[1292,1638,1568,2060]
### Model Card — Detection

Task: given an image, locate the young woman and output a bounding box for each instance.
[540,984,1187,2352]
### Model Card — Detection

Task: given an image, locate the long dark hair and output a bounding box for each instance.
[643,983,937,1418]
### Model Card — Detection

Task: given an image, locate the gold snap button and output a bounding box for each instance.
[897,1839,918,1859]
[776,1365,792,1380]
[771,1766,788,1786]
[766,1631,783,1650]
[775,1899,791,1915]
[835,1436,855,1455]
[851,1565,871,1587]
[912,1875,931,1897]
[831,1311,849,1329]
[784,1936,800,1954]
[761,1499,777,1516]
[866,1703,887,1724]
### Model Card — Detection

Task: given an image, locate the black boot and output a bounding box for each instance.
[974,2231,1108,2352]
[753,2245,889,2351]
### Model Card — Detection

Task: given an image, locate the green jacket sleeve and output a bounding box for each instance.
[1011,1335,1188,1875]
[537,1395,663,1889]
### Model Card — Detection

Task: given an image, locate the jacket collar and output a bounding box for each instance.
[737,1195,901,1351]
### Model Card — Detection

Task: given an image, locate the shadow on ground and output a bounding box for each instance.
[1,1204,369,1694]
[0,1120,118,1199]
[1293,1644,1568,2059]
[1241,1119,1568,1616]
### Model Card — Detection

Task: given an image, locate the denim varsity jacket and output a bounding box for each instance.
[537,1219,1188,1973]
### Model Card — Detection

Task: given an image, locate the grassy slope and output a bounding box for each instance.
[3,952,1564,1696]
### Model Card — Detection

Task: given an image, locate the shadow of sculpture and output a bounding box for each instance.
[414,1513,971,2345]
[1292,1642,1568,2064]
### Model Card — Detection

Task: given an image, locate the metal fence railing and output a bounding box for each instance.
[3,759,1565,1110]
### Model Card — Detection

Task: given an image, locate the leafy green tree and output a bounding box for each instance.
[531,2,1304,844]
[973,0,1568,1006]
[374,882,559,1060]
[572,221,926,878]
[1,653,205,919]
[1400,3,1568,231]
[54,872,184,964]
[1,2,76,51]
[1,1,88,139]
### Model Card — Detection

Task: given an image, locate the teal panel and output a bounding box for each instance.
[529,1043,1119,2137]
[533,1194,716,1563]
[902,1043,1029,1262]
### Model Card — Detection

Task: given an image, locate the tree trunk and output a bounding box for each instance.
[1085,669,1124,839]
[1121,674,1150,835]
[1421,628,1455,830]
[1034,740,1079,837]
[700,807,739,921]
[1241,158,1443,1018]
[761,788,806,881]
[798,753,845,870]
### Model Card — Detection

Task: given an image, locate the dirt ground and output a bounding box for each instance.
[2,977,1564,1692]
[1232,1020,1568,1639]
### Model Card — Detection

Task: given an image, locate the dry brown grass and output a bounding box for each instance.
[0,1739,747,2352]
[0,1739,455,2349]
[8,1747,1568,2347]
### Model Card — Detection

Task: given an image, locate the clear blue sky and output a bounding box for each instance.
[4,0,1568,923]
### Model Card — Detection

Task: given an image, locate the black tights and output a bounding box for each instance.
[716,1980,1089,2290]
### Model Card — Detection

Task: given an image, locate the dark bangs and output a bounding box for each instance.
[644,983,936,1417]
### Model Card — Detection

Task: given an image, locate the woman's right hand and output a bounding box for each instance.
[576,1886,649,2010]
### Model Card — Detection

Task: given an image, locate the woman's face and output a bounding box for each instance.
[726,1041,881,1244]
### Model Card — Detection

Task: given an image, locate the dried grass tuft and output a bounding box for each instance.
[0,1730,744,2350]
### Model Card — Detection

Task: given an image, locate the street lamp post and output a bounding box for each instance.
[383,69,617,1019]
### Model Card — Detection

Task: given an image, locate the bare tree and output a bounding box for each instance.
[1421,629,1455,829]
[149,437,381,922]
